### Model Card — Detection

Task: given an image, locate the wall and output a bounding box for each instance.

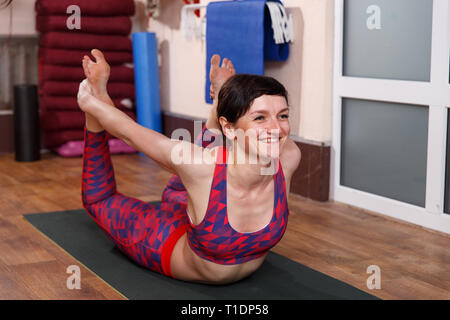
[0,0,335,142]
[0,0,335,153]
[0,1,37,36]
[149,0,334,144]
[0,1,37,154]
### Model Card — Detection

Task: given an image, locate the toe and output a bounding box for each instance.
[229,61,235,74]
[211,54,221,68]
[82,56,91,77]
[210,84,215,99]
[91,49,105,63]
[222,58,228,68]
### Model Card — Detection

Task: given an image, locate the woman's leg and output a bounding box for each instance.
[79,53,190,276]
[81,127,188,276]
[82,127,151,247]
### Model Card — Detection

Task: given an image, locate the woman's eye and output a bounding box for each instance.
[254,116,264,121]
[280,114,289,119]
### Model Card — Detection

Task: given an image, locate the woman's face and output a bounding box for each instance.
[230,94,290,162]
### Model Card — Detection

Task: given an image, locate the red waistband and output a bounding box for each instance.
[161,224,188,278]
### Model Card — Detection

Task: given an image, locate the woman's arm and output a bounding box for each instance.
[280,138,301,194]
[205,98,221,131]
[78,80,210,176]
[78,49,211,175]
[78,84,177,174]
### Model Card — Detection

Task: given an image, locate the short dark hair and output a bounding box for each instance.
[216,74,288,124]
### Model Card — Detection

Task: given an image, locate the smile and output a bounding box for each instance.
[259,137,282,143]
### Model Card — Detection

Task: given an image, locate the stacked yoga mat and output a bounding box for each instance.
[35,0,137,156]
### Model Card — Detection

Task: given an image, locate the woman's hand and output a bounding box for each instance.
[82,49,111,96]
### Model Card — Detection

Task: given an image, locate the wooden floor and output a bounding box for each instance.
[0,151,449,300]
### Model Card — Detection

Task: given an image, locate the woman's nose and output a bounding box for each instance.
[266,118,282,134]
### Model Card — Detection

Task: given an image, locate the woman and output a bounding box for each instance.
[78,49,301,284]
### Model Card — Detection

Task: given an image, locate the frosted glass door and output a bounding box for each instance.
[445,110,450,214]
[343,0,433,81]
[340,98,428,207]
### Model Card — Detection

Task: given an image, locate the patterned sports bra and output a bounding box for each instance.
[186,146,289,265]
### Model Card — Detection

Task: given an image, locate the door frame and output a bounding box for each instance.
[331,0,450,234]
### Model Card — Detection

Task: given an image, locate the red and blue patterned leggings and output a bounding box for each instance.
[81,128,189,277]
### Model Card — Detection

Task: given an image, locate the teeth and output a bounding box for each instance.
[261,140,278,144]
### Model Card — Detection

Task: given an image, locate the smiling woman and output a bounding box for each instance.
[77,49,301,284]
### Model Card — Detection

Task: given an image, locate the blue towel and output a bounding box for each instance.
[205,0,290,104]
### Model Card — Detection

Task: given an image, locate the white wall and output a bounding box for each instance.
[149,0,334,143]
[0,0,37,35]
[0,0,335,143]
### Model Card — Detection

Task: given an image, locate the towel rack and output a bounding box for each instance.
[181,2,294,43]
[181,3,207,41]
[147,0,161,18]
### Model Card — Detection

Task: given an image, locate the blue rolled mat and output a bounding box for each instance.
[205,0,290,104]
[132,32,162,134]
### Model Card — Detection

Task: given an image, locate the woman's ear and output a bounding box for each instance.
[218,116,235,140]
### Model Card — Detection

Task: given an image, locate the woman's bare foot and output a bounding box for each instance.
[209,54,235,100]
[77,79,95,113]
[77,79,105,132]
[82,49,111,97]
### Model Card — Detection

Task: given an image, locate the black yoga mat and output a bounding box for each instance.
[24,204,379,300]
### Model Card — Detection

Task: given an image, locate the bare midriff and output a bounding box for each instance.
[170,232,267,285]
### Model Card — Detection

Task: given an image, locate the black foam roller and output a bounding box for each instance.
[13,84,40,162]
